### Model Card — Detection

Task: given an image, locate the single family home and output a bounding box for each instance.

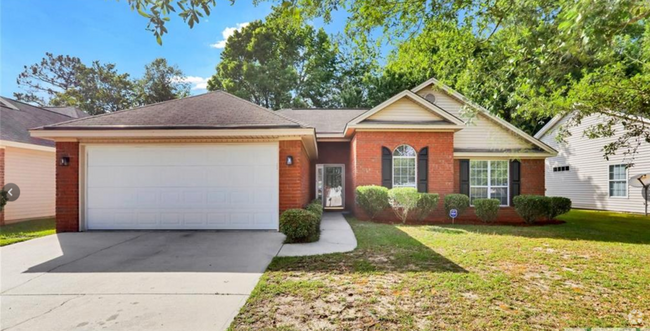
[0,97,87,225]
[535,113,650,214]
[30,78,557,232]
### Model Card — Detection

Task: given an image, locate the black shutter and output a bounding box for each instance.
[510,160,521,206]
[381,147,392,188]
[459,159,470,196]
[417,147,428,192]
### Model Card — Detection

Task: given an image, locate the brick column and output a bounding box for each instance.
[521,159,545,195]
[56,142,80,232]
[279,140,311,211]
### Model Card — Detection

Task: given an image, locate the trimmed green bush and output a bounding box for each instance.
[513,195,551,224]
[415,193,440,221]
[547,197,572,220]
[355,185,390,220]
[311,198,323,207]
[305,202,323,218]
[444,194,469,221]
[280,209,320,243]
[473,198,500,223]
[0,190,7,212]
[388,187,421,223]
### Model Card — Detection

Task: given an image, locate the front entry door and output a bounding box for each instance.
[316,164,345,209]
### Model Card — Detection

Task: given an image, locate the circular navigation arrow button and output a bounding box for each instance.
[2,183,21,202]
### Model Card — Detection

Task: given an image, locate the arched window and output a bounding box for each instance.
[393,145,417,188]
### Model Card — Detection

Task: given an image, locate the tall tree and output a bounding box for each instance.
[15,54,191,115]
[136,58,191,104]
[207,11,339,109]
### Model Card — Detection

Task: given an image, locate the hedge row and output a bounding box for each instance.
[279,199,323,243]
[355,186,572,224]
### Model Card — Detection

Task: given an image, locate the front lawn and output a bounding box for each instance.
[230,209,649,330]
[0,218,56,246]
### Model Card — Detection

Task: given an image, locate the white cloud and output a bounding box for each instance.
[173,76,210,90]
[210,22,249,49]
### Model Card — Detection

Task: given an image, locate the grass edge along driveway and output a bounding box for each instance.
[0,218,55,246]
[229,210,650,330]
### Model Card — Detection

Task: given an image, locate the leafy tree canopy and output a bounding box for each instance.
[15,53,190,115]
[206,10,340,109]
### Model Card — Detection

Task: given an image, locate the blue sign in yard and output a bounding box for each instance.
[449,209,458,218]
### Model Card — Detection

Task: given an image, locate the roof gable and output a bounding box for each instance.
[349,90,465,126]
[412,78,557,155]
[0,97,75,147]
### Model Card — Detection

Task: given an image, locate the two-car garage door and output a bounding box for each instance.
[85,143,279,230]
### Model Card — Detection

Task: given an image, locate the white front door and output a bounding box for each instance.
[85,143,279,230]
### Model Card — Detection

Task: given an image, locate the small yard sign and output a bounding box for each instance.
[449,208,458,223]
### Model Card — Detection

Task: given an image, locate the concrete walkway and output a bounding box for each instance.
[277,212,357,257]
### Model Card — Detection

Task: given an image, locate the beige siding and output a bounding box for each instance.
[4,147,56,222]
[540,114,650,213]
[366,97,444,122]
[417,87,533,150]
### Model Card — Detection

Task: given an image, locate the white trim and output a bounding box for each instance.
[348,90,465,126]
[454,152,550,159]
[534,114,564,139]
[469,160,510,207]
[349,124,462,131]
[608,164,629,198]
[411,77,557,156]
[392,145,418,189]
[0,140,55,152]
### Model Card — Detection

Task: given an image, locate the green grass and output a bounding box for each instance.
[229,209,650,330]
[0,218,55,246]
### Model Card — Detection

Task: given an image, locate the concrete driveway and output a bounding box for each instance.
[0,231,285,331]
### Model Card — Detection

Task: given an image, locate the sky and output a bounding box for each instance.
[0,0,351,98]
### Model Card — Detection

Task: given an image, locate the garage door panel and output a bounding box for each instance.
[86,143,279,230]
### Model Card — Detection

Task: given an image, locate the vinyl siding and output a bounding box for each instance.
[4,147,55,222]
[366,97,444,122]
[416,87,533,150]
[539,114,650,213]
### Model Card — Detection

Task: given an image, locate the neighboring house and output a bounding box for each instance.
[535,113,650,213]
[30,78,556,232]
[0,97,86,225]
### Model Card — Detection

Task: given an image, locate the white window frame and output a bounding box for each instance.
[392,145,417,189]
[608,164,628,198]
[469,160,510,207]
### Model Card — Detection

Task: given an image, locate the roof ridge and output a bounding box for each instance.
[47,92,224,128]
[216,91,310,128]
[1,96,76,119]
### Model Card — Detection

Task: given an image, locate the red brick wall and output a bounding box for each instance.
[310,142,354,208]
[279,140,311,211]
[350,131,455,219]
[56,142,79,232]
[0,148,5,226]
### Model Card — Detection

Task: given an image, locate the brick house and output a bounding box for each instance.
[31,78,556,232]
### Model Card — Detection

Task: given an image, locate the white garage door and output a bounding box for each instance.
[85,143,279,230]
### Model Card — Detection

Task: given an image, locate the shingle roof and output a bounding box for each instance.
[0,97,75,147]
[44,106,89,118]
[278,108,369,134]
[40,91,306,130]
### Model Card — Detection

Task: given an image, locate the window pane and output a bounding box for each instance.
[470,160,488,186]
[609,181,627,197]
[491,187,508,205]
[393,145,416,157]
[490,161,508,186]
[470,187,488,204]
[610,165,626,180]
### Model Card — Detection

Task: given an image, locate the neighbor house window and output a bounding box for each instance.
[609,164,628,197]
[470,160,509,206]
[393,145,417,188]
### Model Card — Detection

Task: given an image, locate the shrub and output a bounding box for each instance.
[388,187,421,223]
[355,185,390,219]
[305,202,323,218]
[311,198,322,206]
[0,190,7,212]
[444,194,469,222]
[547,197,572,220]
[473,198,500,223]
[513,195,551,224]
[280,209,320,243]
[415,193,440,221]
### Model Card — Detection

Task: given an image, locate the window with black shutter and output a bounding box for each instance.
[417,147,428,192]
